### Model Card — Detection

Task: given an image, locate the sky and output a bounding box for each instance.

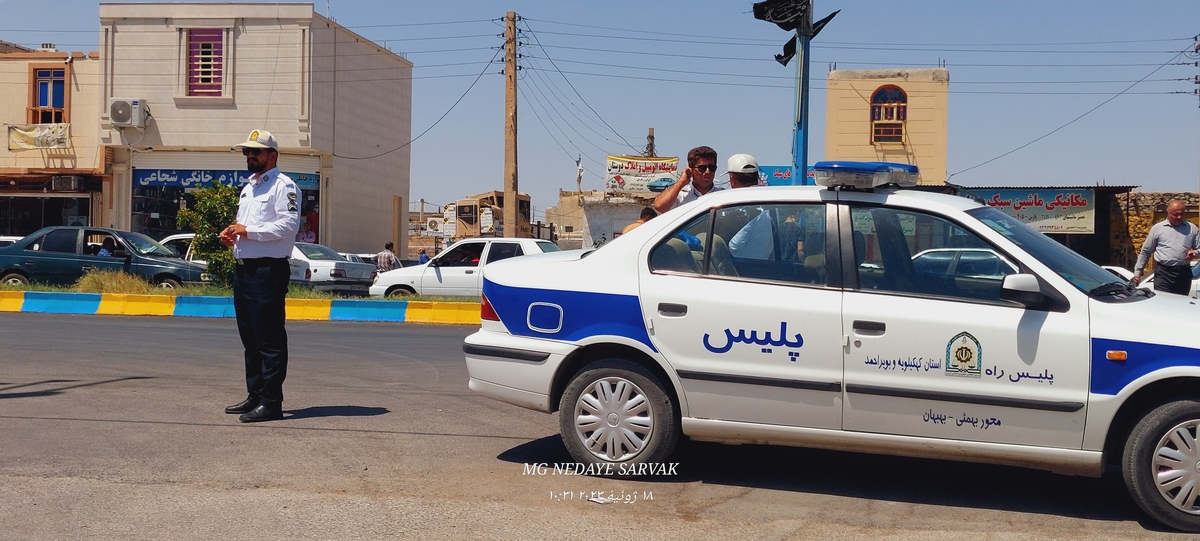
[4,1,1200,222]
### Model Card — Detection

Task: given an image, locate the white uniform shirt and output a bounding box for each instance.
[233,168,300,259]
[670,183,726,210]
[728,210,773,260]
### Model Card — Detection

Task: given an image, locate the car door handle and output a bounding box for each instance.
[658,303,687,317]
[465,269,475,274]
[81,265,93,272]
[853,320,886,336]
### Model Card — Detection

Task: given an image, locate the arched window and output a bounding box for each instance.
[870,86,907,144]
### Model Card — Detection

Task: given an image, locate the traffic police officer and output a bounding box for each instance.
[221,130,300,422]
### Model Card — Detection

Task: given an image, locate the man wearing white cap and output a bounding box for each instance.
[220,130,300,422]
[723,153,774,260]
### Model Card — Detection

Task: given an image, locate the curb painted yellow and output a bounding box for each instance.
[0,290,23,312]
[405,301,481,325]
[286,298,332,320]
[96,293,176,316]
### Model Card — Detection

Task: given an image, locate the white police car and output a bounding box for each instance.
[464,161,1200,531]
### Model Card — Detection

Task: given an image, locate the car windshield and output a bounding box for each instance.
[297,243,345,261]
[967,207,1124,295]
[118,231,178,257]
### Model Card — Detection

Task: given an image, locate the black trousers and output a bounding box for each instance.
[233,257,291,410]
[1154,262,1192,295]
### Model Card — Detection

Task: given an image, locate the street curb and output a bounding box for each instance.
[0,291,481,325]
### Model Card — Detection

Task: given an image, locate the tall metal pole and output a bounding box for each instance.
[503,11,519,237]
[792,12,813,184]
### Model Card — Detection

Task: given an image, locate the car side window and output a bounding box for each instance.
[850,206,1013,302]
[39,229,78,254]
[650,204,826,286]
[438,242,486,267]
[485,242,523,264]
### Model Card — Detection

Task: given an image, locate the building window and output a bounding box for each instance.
[870,85,907,144]
[187,29,224,96]
[30,68,67,123]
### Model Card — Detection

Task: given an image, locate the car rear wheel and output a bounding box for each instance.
[156,277,182,290]
[1,273,29,287]
[558,359,679,474]
[386,286,414,298]
[1123,399,1200,532]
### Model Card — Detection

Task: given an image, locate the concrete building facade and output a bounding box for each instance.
[98,2,412,253]
[825,68,949,185]
[0,43,105,236]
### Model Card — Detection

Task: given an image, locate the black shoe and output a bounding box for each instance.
[225,398,259,414]
[239,405,283,423]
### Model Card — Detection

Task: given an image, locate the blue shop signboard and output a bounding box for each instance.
[134,169,320,190]
[758,165,816,186]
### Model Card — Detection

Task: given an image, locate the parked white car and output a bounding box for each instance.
[465,160,1200,532]
[1104,263,1200,298]
[293,242,375,295]
[370,237,560,298]
[160,232,311,284]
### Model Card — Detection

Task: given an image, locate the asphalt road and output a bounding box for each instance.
[0,313,1191,540]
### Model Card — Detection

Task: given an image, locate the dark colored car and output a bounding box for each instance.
[0,226,208,289]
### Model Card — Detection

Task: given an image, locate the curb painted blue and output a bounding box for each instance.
[22,292,102,314]
[173,296,237,318]
[330,299,408,322]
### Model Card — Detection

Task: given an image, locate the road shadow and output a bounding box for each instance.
[498,434,1166,530]
[0,377,153,400]
[284,405,390,420]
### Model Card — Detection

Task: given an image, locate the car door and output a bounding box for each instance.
[79,230,131,276]
[23,228,82,285]
[421,240,487,296]
[639,199,846,430]
[837,195,1089,448]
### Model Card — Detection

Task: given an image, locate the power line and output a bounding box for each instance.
[521,53,640,145]
[521,21,640,154]
[947,48,1191,180]
[334,47,502,160]
[521,62,615,157]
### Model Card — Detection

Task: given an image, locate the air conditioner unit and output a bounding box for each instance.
[426,218,441,232]
[52,175,82,191]
[109,98,150,128]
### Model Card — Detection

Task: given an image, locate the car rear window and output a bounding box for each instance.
[536,241,560,253]
[297,243,345,261]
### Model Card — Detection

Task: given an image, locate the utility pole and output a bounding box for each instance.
[643,127,656,157]
[503,11,519,237]
[792,9,812,180]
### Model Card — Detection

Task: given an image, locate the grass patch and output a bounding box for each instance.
[2,270,479,302]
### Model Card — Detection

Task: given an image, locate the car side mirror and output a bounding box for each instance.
[1000,274,1047,307]
[113,249,130,259]
[429,257,441,267]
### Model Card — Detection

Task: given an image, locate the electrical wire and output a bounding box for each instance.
[947,48,1192,180]
[521,53,640,145]
[334,47,502,160]
[521,21,640,153]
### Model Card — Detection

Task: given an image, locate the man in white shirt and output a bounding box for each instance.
[219,129,300,422]
[653,146,724,213]
[1134,199,1200,295]
[724,154,773,260]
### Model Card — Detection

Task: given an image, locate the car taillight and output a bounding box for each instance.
[330,268,346,277]
[481,294,500,321]
[305,268,311,280]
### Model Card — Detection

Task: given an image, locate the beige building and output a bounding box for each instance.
[98,2,412,254]
[0,43,105,235]
[454,191,531,239]
[824,68,949,185]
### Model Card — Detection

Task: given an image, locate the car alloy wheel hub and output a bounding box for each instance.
[1153,419,1200,515]
[573,376,654,462]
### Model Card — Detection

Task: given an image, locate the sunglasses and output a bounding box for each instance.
[242,148,267,156]
[693,164,717,173]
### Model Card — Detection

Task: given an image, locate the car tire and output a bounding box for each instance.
[558,359,679,475]
[1123,399,1200,532]
[1,272,29,287]
[156,277,182,290]
[386,286,414,298]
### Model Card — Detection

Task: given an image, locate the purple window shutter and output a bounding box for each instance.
[188,29,224,96]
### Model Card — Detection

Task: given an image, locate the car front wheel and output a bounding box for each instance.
[386,286,414,298]
[156,277,182,290]
[1123,399,1200,532]
[558,359,679,473]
